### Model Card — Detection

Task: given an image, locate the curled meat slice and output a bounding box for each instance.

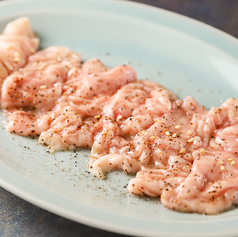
[89,154,140,179]
[0,17,39,88]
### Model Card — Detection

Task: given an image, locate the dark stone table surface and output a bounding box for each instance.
[1,0,238,236]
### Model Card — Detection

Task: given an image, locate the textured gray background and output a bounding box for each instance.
[1,0,238,236]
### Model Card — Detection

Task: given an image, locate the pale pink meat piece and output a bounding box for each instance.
[5,110,52,137]
[3,46,81,136]
[38,60,137,150]
[1,46,81,112]
[89,117,141,178]
[89,154,141,179]
[60,64,137,103]
[3,17,35,37]
[90,87,195,177]
[89,81,179,178]
[161,150,238,214]
[39,103,92,150]
[0,17,39,88]
[128,168,188,197]
[128,97,238,214]
[81,58,109,73]
[103,80,177,119]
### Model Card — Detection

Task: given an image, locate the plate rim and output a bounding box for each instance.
[0,0,238,236]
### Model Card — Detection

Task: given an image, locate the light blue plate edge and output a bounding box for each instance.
[0,0,238,236]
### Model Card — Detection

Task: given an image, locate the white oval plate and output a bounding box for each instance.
[1,0,238,236]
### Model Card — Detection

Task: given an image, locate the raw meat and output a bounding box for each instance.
[3,18,238,215]
[0,17,39,91]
